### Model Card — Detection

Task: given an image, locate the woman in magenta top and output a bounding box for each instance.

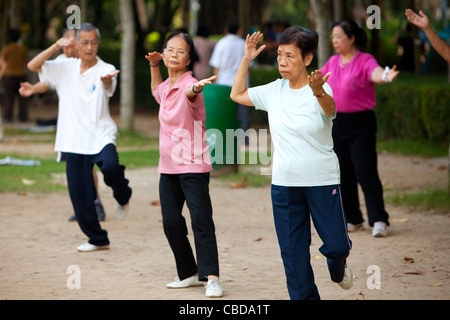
[322,19,399,238]
[146,32,223,297]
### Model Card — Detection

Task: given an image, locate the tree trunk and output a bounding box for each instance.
[310,0,331,68]
[333,0,344,22]
[119,0,135,131]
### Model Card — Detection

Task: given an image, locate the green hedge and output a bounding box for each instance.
[250,68,449,143]
[375,75,450,143]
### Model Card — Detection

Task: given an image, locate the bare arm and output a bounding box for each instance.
[28,37,74,72]
[145,52,164,97]
[371,65,399,84]
[19,82,50,97]
[406,9,450,62]
[308,71,336,117]
[230,32,266,106]
[185,75,218,99]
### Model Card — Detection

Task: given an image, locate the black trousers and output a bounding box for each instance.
[159,172,219,281]
[332,110,389,227]
[65,144,132,246]
[2,75,28,122]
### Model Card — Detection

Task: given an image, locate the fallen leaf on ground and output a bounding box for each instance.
[404,271,423,275]
[230,182,247,189]
[150,200,160,206]
[430,283,441,287]
[403,256,414,263]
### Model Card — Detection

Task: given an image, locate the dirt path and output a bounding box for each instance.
[0,106,449,300]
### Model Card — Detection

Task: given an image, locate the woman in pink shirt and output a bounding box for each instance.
[322,19,399,238]
[145,32,222,297]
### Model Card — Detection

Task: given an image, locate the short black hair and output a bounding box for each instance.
[225,19,239,35]
[278,26,319,61]
[8,29,21,43]
[163,31,198,71]
[332,19,367,51]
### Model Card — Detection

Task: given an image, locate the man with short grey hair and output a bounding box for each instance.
[28,23,132,252]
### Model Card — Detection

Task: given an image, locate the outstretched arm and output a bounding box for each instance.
[186,75,218,99]
[405,9,450,62]
[19,82,50,97]
[371,65,399,84]
[145,52,164,97]
[230,32,266,106]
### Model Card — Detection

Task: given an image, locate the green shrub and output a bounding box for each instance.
[375,75,450,143]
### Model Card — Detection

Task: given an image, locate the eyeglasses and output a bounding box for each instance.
[79,40,99,47]
[164,48,187,57]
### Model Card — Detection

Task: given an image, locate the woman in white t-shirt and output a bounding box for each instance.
[230,27,352,300]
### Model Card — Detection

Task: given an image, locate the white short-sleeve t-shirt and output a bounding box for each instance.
[39,57,118,155]
[248,79,340,187]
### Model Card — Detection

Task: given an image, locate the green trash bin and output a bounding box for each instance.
[203,84,240,174]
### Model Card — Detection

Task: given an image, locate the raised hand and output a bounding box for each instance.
[145,51,164,66]
[308,70,331,95]
[243,32,266,62]
[405,9,430,30]
[101,70,120,90]
[56,37,76,50]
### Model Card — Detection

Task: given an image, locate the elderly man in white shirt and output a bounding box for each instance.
[28,23,132,252]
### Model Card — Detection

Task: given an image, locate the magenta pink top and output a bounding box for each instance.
[321,51,380,113]
[155,71,212,174]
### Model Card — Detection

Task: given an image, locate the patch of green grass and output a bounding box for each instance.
[377,139,448,158]
[0,148,160,193]
[386,189,450,214]
[217,170,272,187]
[116,130,159,149]
[118,149,160,169]
[0,154,66,193]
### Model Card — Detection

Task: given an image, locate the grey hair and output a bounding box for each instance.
[75,23,101,42]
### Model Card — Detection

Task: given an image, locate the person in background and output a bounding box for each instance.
[27,23,132,252]
[146,31,222,298]
[0,29,28,123]
[321,19,399,238]
[231,27,353,300]
[210,19,250,140]
[193,26,215,80]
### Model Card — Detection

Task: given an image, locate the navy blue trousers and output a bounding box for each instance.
[271,184,352,300]
[65,144,132,246]
[159,173,219,281]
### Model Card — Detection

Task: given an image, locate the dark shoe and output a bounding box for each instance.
[68,214,76,221]
[95,198,106,221]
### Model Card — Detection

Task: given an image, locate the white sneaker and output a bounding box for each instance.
[338,264,353,290]
[372,221,387,237]
[347,222,364,232]
[77,242,109,252]
[167,276,202,289]
[205,278,223,298]
[114,202,129,220]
